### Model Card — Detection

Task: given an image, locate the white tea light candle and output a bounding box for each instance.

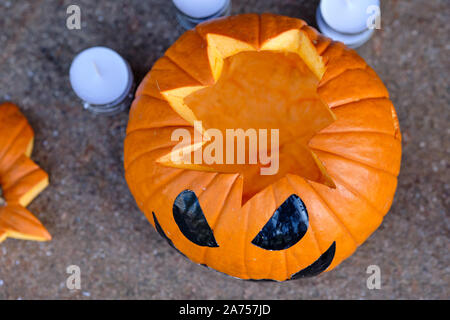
[70,47,134,114]
[172,0,231,30]
[317,0,380,48]
[173,0,227,18]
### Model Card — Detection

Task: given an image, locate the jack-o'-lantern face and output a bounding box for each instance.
[124,14,402,281]
[153,190,336,280]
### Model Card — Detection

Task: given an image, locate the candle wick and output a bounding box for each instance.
[92,61,102,77]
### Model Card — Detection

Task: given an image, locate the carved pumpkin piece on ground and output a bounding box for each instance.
[0,102,51,242]
[124,14,402,281]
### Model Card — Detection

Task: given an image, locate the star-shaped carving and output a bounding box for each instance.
[151,26,336,203]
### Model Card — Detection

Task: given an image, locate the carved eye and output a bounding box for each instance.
[173,190,219,247]
[251,194,309,251]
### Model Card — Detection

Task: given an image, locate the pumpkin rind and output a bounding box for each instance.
[0,103,51,243]
[125,14,401,281]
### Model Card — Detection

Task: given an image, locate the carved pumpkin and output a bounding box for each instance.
[0,102,51,242]
[124,14,401,281]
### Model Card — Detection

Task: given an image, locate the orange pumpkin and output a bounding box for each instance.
[0,102,51,242]
[124,14,401,281]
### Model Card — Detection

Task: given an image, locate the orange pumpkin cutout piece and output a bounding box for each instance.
[125,14,402,281]
[0,102,51,243]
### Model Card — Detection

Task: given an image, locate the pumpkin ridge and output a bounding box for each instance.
[304,179,359,247]
[242,200,272,279]
[135,78,166,102]
[314,130,396,139]
[312,148,398,215]
[197,173,241,267]
[196,14,261,50]
[140,169,187,213]
[195,173,221,205]
[163,53,211,88]
[0,120,28,165]
[126,148,180,194]
[313,131,400,174]
[126,95,192,134]
[0,208,36,230]
[0,137,34,176]
[300,25,332,59]
[185,173,220,262]
[325,96,393,110]
[318,67,389,108]
[324,172,385,219]
[310,147,398,178]
[266,253,276,280]
[196,173,220,199]
[257,13,262,49]
[284,176,323,253]
[0,206,51,241]
[142,173,219,232]
[320,40,344,55]
[280,178,325,276]
[202,173,241,266]
[125,125,193,138]
[0,156,39,189]
[319,43,367,82]
[319,98,399,139]
[268,185,290,280]
[2,169,48,207]
[286,236,326,279]
[317,129,395,137]
[126,148,182,186]
[315,38,332,55]
[2,207,42,226]
[310,132,401,177]
[124,144,183,171]
[257,219,277,280]
[241,202,250,279]
[307,179,383,246]
[127,165,184,211]
[263,239,280,281]
[319,66,367,87]
[1,167,41,193]
[282,248,290,280]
